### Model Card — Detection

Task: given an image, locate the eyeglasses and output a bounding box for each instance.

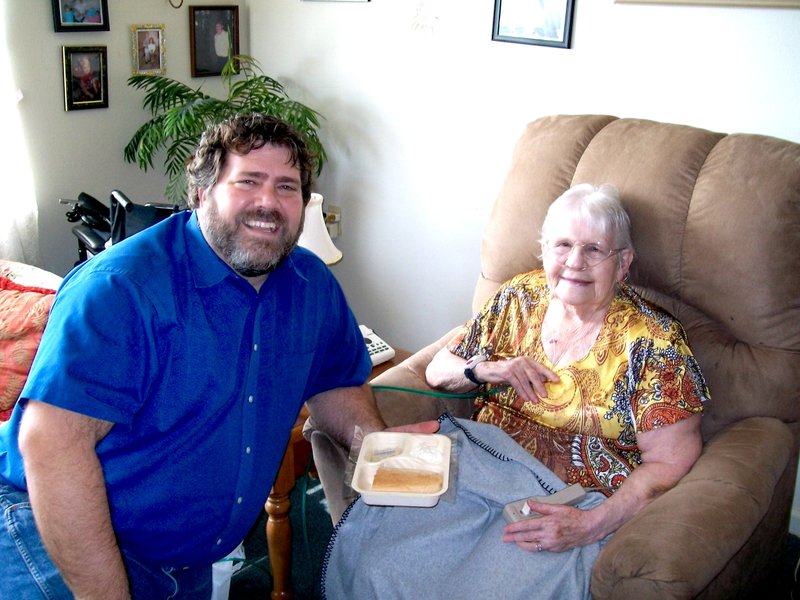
[545,239,625,266]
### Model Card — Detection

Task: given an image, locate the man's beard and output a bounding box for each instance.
[200,197,304,278]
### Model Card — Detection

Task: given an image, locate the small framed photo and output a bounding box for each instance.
[63,46,108,111]
[131,24,166,76]
[51,0,110,33]
[189,6,240,77]
[492,0,575,49]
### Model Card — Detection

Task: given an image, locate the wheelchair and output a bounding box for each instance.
[60,190,179,265]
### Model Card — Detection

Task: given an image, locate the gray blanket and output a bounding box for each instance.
[322,415,607,600]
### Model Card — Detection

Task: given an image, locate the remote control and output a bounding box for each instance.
[502,483,587,524]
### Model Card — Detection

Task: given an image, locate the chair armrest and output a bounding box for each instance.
[72,223,108,253]
[591,416,794,600]
[371,327,474,426]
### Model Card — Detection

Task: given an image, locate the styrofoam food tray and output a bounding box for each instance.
[352,431,451,507]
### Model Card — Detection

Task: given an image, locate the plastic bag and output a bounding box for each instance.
[211,542,245,600]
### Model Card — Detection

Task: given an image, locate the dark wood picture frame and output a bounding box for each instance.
[63,46,109,111]
[51,0,110,33]
[492,0,575,49]
[189,6,240,77]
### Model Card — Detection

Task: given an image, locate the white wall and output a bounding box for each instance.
[3,0,244,276]
[5,0,800,530]
[248,0,800,352]
[8,0,798,349]
[247,0,800,532]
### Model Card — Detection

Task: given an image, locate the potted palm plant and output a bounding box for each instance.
[123,55,326,205]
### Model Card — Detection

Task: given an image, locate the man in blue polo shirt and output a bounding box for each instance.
[0,114,433,599]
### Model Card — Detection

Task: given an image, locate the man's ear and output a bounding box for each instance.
[196,187,207,208]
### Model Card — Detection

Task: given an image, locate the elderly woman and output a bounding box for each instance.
[322,183,708,599]
[426,182,707,552]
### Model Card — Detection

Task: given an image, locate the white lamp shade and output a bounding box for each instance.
[297,193,342,265]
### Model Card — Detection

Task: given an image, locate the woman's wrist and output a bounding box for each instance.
[464,350,491,384]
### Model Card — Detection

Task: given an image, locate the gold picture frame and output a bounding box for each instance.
[131,24,166,76]
[615,0,800,7]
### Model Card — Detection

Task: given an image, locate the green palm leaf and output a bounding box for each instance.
[125,55,326,205]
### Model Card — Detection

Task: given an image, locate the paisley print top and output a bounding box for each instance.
[448,269,708,494]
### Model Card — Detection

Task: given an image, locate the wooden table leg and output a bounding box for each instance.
[266,415,308,600]
[266,438,295,599]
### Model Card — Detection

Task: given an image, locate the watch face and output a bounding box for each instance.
[465,352,489,370]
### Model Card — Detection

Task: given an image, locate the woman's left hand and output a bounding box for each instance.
[502,501,601,552]
[503,414,704,553]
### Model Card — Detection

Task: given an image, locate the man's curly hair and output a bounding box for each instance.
[186,114,316,209]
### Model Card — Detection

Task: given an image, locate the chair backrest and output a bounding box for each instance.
[475,115,800,439]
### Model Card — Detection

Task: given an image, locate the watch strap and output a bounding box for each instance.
[464,367,484,385]
[464,351,490,385]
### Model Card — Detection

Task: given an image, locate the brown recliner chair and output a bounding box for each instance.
[307,115,800,598]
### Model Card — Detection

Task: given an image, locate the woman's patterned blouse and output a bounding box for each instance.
[448,269,708,493]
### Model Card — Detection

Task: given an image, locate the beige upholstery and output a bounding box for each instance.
[308,115,800,598]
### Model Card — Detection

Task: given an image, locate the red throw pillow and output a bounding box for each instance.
[0,277,56,421]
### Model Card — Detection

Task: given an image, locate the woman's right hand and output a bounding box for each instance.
[471,357,559,402]
[426,347,559,402]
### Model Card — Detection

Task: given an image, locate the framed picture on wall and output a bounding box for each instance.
[51,0,110,32]
[62,46,108,111]
[616,0,800,5]
[131,24,166,76]
[189,6,240,77]
[492,0,576,49]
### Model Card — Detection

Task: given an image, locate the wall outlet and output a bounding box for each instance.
[324,204,341,239]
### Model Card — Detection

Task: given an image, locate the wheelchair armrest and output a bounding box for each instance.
[71,223,108,254]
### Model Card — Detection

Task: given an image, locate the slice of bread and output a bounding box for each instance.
[371,467,443,494]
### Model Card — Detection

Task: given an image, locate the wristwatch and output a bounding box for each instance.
[464,351,490,385]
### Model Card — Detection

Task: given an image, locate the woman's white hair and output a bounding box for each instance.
[540,183,634,254]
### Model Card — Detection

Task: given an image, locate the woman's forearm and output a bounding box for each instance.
[581,414,704,542]
[425,346,475,392]
[582,459,693,542]
[504,415,702,551]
